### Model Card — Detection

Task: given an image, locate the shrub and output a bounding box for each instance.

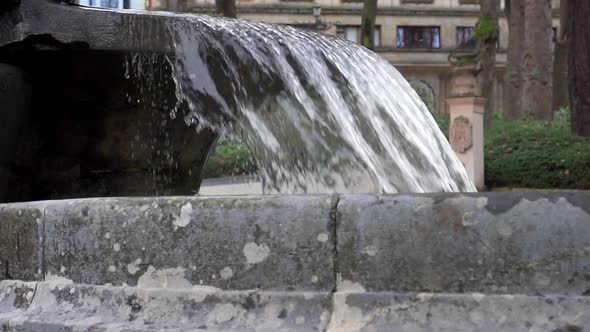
[202,139,257,178]
[434,113,590,189]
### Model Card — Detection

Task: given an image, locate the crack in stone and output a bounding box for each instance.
[323,193,341,332]
[329,194,341,294]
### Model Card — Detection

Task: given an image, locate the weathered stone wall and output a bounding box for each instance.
[1,193,589,331]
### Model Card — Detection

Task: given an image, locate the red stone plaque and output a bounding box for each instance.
[450,116,472,153]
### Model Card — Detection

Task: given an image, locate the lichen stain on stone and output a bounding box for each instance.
[137,266,192,289]
[259,302,287,329]
[208,303,245,325]
[220,266,233,280]
[361,245,378,257]
[336,275,365,293]
[432,200,464,232]
[416,292,433,303]
[44,273,74,291]
[173,203,193,228]
[327,293,366,332]
[471,292,486,302]
[476,196,488,209]
[495,222,513,238]
[243,242,270,264]
[328,292,427,332]
[317,233,329,243]
[127,258,142,275]
[532,272,552,287]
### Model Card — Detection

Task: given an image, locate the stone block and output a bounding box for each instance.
[0,203,44,281]
[4,282,332,332]
[337,193,590,295]
[327,292,590,331]
[43,196,335,291]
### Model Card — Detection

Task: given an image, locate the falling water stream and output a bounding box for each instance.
[127,12,476,193]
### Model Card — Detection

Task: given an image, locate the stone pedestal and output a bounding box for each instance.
[447,97,485,190]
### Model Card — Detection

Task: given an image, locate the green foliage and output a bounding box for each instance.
[410,81,436,113]
[202,139,257,178]
[475,14,497,41]
[434,113,590,189]
[433,113,450,138]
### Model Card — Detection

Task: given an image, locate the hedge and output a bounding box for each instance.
[436,113,590,190]
[204,114,590,190]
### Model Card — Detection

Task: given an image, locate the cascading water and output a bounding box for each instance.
[132,13,476,193]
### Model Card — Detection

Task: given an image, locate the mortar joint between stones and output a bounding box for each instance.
[329,194,340,294]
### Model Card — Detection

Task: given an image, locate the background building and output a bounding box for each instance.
[78,0,560,114]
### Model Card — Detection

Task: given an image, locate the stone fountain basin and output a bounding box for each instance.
[1,0,176,53]
[0,1,218,202]
[1,192,590,331]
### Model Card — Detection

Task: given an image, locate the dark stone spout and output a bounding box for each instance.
[0,1,218,202]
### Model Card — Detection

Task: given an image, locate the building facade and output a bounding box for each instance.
[89,0,557,114]
[154,0,561,114]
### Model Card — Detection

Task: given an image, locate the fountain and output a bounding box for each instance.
[0,2,589,331]
[1,0,474,201]
[163,16,475,194]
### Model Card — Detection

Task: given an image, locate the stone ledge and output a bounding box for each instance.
[328,291,590,331]
[0,280,332,331]
[1,193,590,330]
[2,280,589,331]
[337,193,590,295]
[1,193,590,296]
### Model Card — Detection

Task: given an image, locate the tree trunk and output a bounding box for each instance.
[504,0,525,120]
[522,0,553,120]
[360,0,377,50]
[552,0,569,111]
[215,0,237,18]
[477,0,499,128]
[165,0,182,12]
[568,1,590,136]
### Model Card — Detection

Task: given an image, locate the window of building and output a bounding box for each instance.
[456,27,476,49]
[81,0,141,9]
[396,26,441,49]
[337,26,381,48]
